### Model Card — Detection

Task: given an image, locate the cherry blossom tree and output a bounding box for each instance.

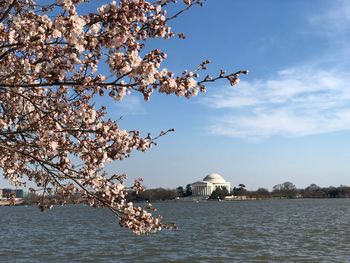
[0,0,247,234]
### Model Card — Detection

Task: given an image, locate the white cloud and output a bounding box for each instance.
[108,1,350,141]
[203,67,350,140]
[114,95,145,115]
[200,1,350,141]
[309,0,350,38]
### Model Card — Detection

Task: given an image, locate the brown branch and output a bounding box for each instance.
[165,0,200,22]
[0,142,124,215]
[0,46,21,61]
[0,81,138,89]
[197,70,249,85]
[0,0,17,23]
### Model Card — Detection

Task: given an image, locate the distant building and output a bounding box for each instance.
[15,189,24,198]
[2,188,13,198]
[191,173,231,196]
[1,188,24,198]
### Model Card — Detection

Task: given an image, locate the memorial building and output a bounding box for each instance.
[191,173,231,196]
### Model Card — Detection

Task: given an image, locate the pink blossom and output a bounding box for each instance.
[0,0,246,235]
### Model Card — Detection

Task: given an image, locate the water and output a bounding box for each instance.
[1,199,350,262]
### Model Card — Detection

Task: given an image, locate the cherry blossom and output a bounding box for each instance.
[0,0,247,234]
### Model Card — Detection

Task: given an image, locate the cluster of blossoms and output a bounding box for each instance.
[0,0,247,234]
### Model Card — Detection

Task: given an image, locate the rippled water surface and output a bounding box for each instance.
[1,199,350,262]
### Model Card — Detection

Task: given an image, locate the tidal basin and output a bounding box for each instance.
[1,199,350,262]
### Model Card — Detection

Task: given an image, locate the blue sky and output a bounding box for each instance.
[3,0,350,190]
[106,0,350,190]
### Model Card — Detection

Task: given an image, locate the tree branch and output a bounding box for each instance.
[0,0,17,23]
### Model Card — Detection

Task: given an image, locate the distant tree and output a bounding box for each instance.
[300,184,350,199]
[209,187,229,200]
[272,182,297,199]
[23,192,39,205]
[255,188,271,198]
[175,184,192,197]
[176,186,185,197]
[303,184,324,198]
[339,185,350,198]
[138,188,177,202]
[232,183,247,196]
[306,184,320,192]
[282,181,297,198]
[185,184,193,196]
[327,186,342,198]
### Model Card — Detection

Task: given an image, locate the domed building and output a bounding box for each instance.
[191,173,231,196]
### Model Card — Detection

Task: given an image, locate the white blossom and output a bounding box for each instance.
[0,0,245,235]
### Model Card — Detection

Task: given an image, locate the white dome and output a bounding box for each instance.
[203,173,226,184]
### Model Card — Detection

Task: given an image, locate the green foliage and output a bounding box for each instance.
[176,184,192,197]
[137,188,177,202]
[185,184,192,196]
[209,187,229,200]
[255,188,271,198]
[176,186,185,197]
[231,183,247,196]
[272,181,297,199]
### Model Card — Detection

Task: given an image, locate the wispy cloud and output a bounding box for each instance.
[309,0,350,38]
[97,94,145,119]
[115,95,145,115]
[203,67,350,140]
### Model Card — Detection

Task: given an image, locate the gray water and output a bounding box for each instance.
[1,199,350,262]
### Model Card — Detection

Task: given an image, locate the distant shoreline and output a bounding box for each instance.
[0,199,24,206]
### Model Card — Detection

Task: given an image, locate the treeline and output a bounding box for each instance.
[22,182,350,205]
[270,182,350,199]
[128,188,178,202]
[127,184,195,202]
[22,192,87,206]
[22,188,179,205]
[130,182,350,202]
[225,182,350,199]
